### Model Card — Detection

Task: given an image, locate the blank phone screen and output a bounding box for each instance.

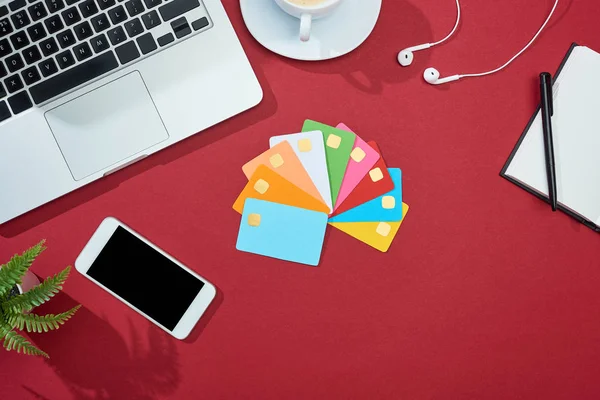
[87,226,205,331]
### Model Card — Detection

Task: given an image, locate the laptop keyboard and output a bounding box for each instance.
[0,0,211,122]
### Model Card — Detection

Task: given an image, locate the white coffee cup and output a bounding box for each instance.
[273,0,344,42]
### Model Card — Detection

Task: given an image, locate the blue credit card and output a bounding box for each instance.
[236,199,328,266]
[328,168,403,223]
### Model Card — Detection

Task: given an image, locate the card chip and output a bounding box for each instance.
[350,147,366,162]
[254,179,270,194]
[298,138,312,152]
[326,134,342,149]
[376,222,392,237]
[369,167,384,182]
[248,213,261,227]
[382,196,396,209]
[269,154,284,168]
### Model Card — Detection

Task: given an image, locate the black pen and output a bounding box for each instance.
[540,72,557,211]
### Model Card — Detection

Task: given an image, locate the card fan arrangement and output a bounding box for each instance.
[233,120,409,266]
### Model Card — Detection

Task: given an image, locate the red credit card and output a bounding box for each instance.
[330,141,395,217]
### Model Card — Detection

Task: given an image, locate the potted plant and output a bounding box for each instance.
[0,240,80,358]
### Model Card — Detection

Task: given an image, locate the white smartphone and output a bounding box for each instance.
[75,217,216,340]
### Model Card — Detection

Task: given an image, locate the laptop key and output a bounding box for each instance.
[11,11,30,29]
[97,0,115,10]
[107,25,125,45]
[136,32,155,54]
[90,13,109,32]
[57,28,75,48]
[21,65,41,84]
[90,33,108,52]
[0,6,8,17]
[142,0,160,9]
[22,45,42,64]
[44,14,63,33]
[0,63,7,78]
[27,22,47,41]
[4,74,24,92]
[65,0,80,5]
[0,18,13,37]
[40,36,59,56]
[124,0,143,17]
[8,90,32,114]
[61,6,80,25]
[45,0,65,13]
[170,16,189,39]
[0,83,5,97]
[6,53,24,72]
[79,0,98,17]
[107,4,126,24]
[115,40,138,63]
[28,2,48,21]
[0,38,11,57]
[30,50,118,103]
[191,16,208,31]
[156,31,172,47]
[55,49,75,68]
[124,17,142,37]
[9,0,27,12]
[38,58,58,77]
[0,100,10,121]
[158,0,197,22]
[74,20,92,39]
[73,41,91,60]
[141,10,159,29]
[10,30,29,49]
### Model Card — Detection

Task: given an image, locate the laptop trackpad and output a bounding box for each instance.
[46,71,169,181]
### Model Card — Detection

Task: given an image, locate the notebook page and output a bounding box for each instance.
[505,46,600,226]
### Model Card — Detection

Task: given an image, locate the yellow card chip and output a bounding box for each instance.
[375,222,391,237]
[329,204,409,252]
[369,167,383,182]
[248,213,261,227]
[381,196,396,209]
[298,138,312,152]
[326,134,342,149]
[269,153,284,168]
[350,147,366,163]
[254,179,270,194]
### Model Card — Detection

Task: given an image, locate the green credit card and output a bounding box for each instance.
[302,120,356,206]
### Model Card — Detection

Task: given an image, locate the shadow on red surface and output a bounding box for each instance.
[26,292,182,400]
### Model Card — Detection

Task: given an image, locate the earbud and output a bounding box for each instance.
[397,44,432,67]
[423,68,461,85]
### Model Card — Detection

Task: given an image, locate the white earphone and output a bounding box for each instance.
[399,0,560,85]
[397,0,461,68]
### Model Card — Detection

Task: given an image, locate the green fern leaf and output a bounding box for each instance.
[0,321,12,340]
[9,305,81,333]
[2,266,71,314]
[2,329,49,358]
[0,240,46,298]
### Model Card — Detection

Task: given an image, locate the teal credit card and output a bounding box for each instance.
[236,199,328,266]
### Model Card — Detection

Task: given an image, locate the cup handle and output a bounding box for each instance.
[300,13,312,42]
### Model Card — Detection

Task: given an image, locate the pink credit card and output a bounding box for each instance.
[334,123,381,211]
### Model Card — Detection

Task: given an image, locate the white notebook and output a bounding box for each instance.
[502,45,600,232]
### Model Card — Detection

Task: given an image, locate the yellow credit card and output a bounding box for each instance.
[328,203,409,252]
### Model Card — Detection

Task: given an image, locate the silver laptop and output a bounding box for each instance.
[0,0,262,224]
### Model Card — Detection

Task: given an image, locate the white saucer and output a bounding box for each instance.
[240,0,382,61]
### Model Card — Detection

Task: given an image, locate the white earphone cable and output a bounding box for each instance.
[460,0,559,79]
[431,0,461,47]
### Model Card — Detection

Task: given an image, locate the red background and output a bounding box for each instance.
[2,0,600,398]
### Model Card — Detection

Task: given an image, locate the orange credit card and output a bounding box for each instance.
[233,165,330,215]
[242,141,326,207]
